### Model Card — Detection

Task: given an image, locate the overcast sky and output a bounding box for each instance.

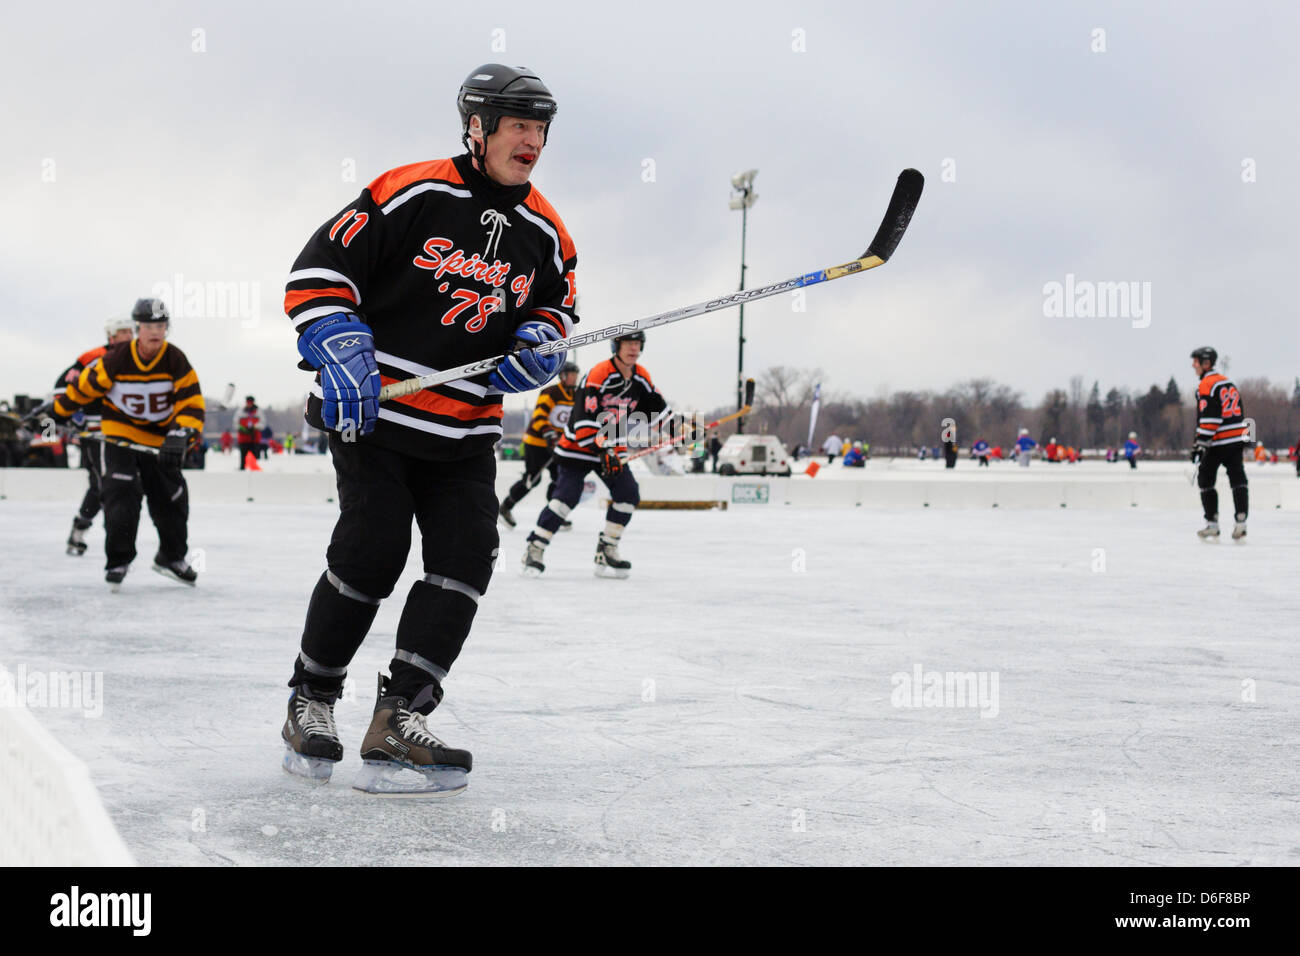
[3,0,1297,420]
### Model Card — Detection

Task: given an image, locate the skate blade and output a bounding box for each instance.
[67,546,87,556]
[521,565,544,578]
[282,744,336,783]
[593,565,630,579]
[108,582,123,593]
[498,515,517,529]
[352,759,467,797]
[152,563,197,587]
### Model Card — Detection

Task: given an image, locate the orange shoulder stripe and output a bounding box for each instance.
[586,360,615,386]
[1198,374,1225,396]
[367,159,464,207]
[523,187,576,262]
[76,345,108,367]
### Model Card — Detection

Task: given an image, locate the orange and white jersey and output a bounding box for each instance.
[1196,371,1247,446]
[557,359,671,463]
[284,153,578,461]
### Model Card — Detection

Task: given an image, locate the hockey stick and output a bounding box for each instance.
[379,168,924,401]
[79,432,163,456]
[623,379,756,462]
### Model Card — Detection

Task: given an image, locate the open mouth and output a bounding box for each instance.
[513,153,536,166]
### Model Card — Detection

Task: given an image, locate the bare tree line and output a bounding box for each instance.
[732,367,1300,456]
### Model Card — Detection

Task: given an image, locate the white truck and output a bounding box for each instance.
[715,434,792,477]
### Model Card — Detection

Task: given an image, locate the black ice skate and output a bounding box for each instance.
[152,555,198,586]
[105,566,129,591]
[498,499,517,528]
[282,686,344,782]
[353,674,470,797]
[521,535,547,577]
[1231,513,1247,541]
[594,534,631,579]
[557,519,573,533]
[67,517,92,556]
[1197,521,1220,540]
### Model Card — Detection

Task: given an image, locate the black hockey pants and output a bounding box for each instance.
[1198,443,1248,522]
[503,442,558,507]
[291,435,498,710]
[534,457,639,537]
[99,441,189,569]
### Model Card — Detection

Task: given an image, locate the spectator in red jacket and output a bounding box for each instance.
[238,396,263,470]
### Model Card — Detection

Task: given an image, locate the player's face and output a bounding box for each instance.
[616,341,641,365]
[108,330,132,345]
[561,370,578,387]
[136,321,168,350]
[476,115,547,187]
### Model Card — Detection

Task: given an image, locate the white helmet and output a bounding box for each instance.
[1018,427,1028,436]
[105,316,134,338]
[1129,431,1137,439]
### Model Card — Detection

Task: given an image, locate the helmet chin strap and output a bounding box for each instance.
[465,121,509,188]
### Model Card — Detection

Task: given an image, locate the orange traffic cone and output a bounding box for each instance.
[804,461,821,478]
[244,450,262,472]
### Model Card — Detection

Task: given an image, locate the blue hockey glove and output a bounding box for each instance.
[297,313,381,435]
[488,321,565,393]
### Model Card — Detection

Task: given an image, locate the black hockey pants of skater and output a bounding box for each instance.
[503,443,558,506]
[98,441,189,570]
[1198,443,1248,521]
[77,439,103,522]
[535,457,639,535]
[291,434,498,708]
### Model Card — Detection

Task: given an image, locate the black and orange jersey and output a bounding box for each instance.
[1195,371,1247,446]
[53,344,110,431]
[522,380,575,449]
[53,340,204,448]
[556,359,671,463]
[283,153,579,462]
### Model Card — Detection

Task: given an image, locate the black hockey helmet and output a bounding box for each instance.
[132,298,169,324]
[457,64,557,149]
[560,360,579,374]
[1190,346,1217,366]
[611,330,645,355]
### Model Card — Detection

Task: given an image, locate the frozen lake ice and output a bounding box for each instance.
[2,457,1298,865]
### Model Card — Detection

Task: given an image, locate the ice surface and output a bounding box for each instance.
[2,458,1298,866]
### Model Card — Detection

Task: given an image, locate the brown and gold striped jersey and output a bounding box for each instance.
[522,380,575,448]
[54,340,204,448]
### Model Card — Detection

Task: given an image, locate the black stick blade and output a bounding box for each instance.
[864,168,924,262]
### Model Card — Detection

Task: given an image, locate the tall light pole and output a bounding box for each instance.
[729,169,758,433]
